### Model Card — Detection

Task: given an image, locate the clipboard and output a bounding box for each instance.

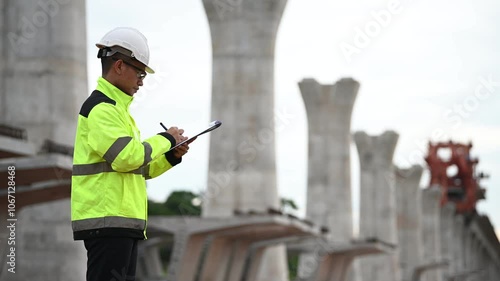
[166,120,222,152]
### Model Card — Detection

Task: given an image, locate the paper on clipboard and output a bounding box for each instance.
[168,120,222,152]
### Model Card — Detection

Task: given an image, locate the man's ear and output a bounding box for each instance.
[113,59,123,75]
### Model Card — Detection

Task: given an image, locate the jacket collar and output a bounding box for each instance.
[95,77,133,109]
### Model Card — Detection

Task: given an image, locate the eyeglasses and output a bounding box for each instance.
[113,58,147,80]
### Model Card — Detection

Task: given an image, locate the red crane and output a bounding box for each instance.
[425,141,487,213]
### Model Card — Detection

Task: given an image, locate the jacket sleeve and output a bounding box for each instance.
[87,103,174,172]
[144,151,182,180]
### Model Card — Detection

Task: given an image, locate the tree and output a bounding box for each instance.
[280,197,299,213]
[148,190,201,216]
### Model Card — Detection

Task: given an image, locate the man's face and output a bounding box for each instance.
[116,59,147,96]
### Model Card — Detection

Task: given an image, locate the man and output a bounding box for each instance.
[71,27,189,281]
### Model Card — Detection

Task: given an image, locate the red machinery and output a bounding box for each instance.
[425,141,487,213]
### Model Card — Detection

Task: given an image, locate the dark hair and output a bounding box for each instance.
[100,49,138,77]
[101,57,114,76]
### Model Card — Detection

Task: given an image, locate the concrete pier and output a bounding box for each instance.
[297,78,359,279]
[420,187,444,281]
[201,0,288,216]
[0,1,87,280]
[439,203,456,281]
[144,215,320,281]
[202,1,289,280]
[394,165,423,281]
[354,131,401,281]
[1,0,88,149]
[298,78,359,240]
[452,215,467,276]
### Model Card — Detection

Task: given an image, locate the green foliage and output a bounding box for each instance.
[148,190,201,216]
[288,253,299,279]
[280,197,299,213]
[150,192,299,216]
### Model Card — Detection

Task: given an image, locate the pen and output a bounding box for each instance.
[160,122,168,131]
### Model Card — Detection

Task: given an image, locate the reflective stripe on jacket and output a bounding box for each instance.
[71,77,178,240]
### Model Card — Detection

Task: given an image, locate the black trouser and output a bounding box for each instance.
[84,237,138,281]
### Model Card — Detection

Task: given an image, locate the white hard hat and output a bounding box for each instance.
[96,27,155,74]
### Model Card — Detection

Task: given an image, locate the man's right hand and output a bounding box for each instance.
[166,126,186,144]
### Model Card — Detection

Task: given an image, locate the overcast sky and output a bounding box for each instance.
[86,0,500,237]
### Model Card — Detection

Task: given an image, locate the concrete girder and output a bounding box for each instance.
[0,135,36,159]
[289,238,395,281]
[144,215,320,281]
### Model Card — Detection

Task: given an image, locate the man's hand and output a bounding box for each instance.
[172,136,197,158]
[166,126,185,144]
[172,143,190,158]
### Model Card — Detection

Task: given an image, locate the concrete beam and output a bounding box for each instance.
[146,215,320,281]
[395,165,424,281]
[354,131,401,281]
[0,153,72,209]
[412,261,449,281]
[290,238,395,281]
[0,135,36,158]
[0,153,72,186]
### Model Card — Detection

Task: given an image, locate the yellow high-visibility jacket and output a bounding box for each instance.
[71,77,179,240]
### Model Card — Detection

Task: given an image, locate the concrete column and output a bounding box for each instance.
[297,78,359,279]
[452,215,467,276]
[1,0,88,148]
[0,209,10,277]
[9,199,86,281]
[202,1,289,280]
[1,0,5,114]
[478,248,489,281]
[142,245,164,278]
[354,131,401,281]
[469,237,482,281]
[421,187,443,281]
[0,2,87,280]
[463,230,479,281]
[395,165,424,281]
[201,0,288,216]
[440,203,456,281]
[298,78,359,239]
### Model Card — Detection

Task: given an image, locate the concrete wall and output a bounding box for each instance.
[201,1,289,280]
[354,131,401,281]
[1,0,87,148]
[395,165,423,281]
